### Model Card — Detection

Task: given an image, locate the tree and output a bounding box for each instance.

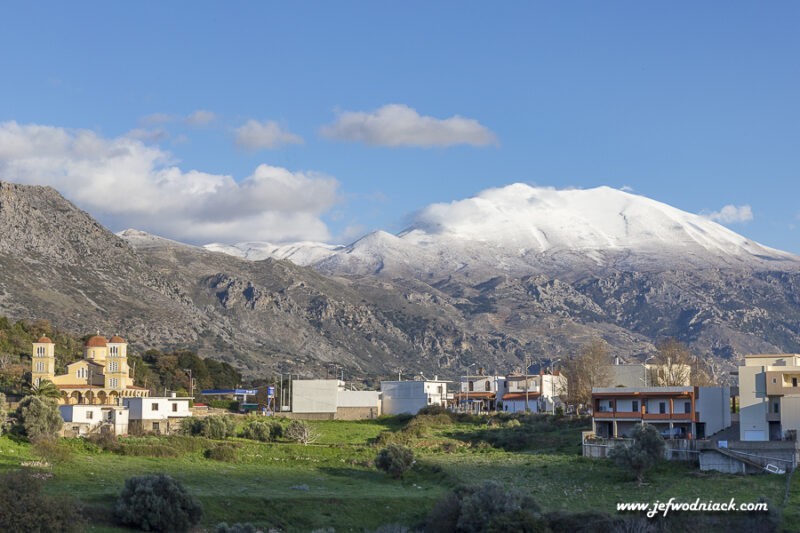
[114,474,203,532]
[375,444,415,479]
[608,423,665,485]
[16,395,63,442]
[563,338,611,406]
[285,420,320,445]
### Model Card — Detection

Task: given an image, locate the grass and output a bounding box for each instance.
[0,414,793,531]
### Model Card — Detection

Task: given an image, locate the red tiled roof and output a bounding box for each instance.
[501,392,542,401]
[85,335,108,348]
[37,336,53,344]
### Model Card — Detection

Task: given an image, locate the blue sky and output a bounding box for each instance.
[0,2,798,252]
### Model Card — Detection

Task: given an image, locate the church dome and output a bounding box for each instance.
[37,336,53,344]
[85,335,108,348]
[109,335,126,343]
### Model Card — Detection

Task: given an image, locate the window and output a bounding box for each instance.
[684,401,691,414]
[485,380,491,391]
[152,422,160,433]
[632,400,639,412]
[504,381,508,390]
[109,346,118,356]
[774,402,780,414]
[35,361,45,373]
[172,403,178,412]
[659,402,666,414]
[36,346,45,357]
[86,411,93,420]
[109,378,119,388]
[468,381,474,392]
[77,367,87,379]
[152,403,159,411]
[793,378,798,387]
[108,361,118,372]
[772,378,778,384]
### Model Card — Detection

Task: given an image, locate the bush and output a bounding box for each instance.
[0,470,87,532]
[285,420,320,445]
[87,431,121,452]
[115,474,203,532]
[427,481,547,533]
[33,437,73,464]
[206,444,239,462]
[16,395,63,441]
[181,414,237,439]
[240,417,282,442]
[375,444,415,479]
[216,522,264,533]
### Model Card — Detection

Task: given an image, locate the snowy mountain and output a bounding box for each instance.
[210,184,798,279]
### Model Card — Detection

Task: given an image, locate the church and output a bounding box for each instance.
[31,334,149,405]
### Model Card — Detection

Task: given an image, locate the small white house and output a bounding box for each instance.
[380,379,449,415]
[59,404,129,436]
[122,395,192,435]
[500,371,567,413]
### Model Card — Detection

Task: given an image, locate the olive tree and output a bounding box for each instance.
[608,423,665,485]
[16,395,63,442]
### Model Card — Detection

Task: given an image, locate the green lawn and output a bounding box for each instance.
[0,414,794,532]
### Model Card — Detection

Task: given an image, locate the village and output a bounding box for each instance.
[21,332,800,477]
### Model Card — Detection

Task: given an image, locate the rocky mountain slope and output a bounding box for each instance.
[2,181,799,380]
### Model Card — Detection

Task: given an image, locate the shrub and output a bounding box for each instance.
[206,444,239,462]
[121,444,179,458]
[114,473,203,532]
[427,481,546,533]
[0,470,87,532]
[285,420,320,445]
[416,404,452,417]
[216,522,264,533]
[181,414,237,439]
[87,432,121,452]
[33,437,73,464]
[16,395,63,441]
[240,417,282,442]
[375,444,415,479]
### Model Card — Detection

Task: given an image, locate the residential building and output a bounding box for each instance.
[592,386,731,440]
[122,395,192,435]
[59,404,129,437]
[739,354,800,441]
[607,360,691,388]
[453,372,505,413]
[291,379,381,420]
[500,371,567,413]
[31,334,148,405]
[380,379,449,415]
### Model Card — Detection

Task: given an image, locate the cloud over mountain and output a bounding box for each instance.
[320,104,498,147]
[0,121,337,244]
[705,204,754,224]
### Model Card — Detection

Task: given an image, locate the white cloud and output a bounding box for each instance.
[185,109,217,127]
[235,120,304,150]
[704,204,754,224]
[320,103,498,147]
[0,121,337,243]
[126,128,170,143]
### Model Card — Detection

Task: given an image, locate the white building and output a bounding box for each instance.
[59,404,129,437]
[122,395,192,435]
[380,379,449,415]
[291,379,381,420]
[500,371,567,413]
[739,354,800,441]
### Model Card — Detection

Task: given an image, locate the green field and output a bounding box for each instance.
[0,414,794,532]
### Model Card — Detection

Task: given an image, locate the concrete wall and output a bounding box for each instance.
[292,380,341,414]
[697,386,731,436]
[335,406,380,420]
[739,365,769,440]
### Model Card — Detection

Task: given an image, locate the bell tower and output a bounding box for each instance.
[31,336,56,386]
